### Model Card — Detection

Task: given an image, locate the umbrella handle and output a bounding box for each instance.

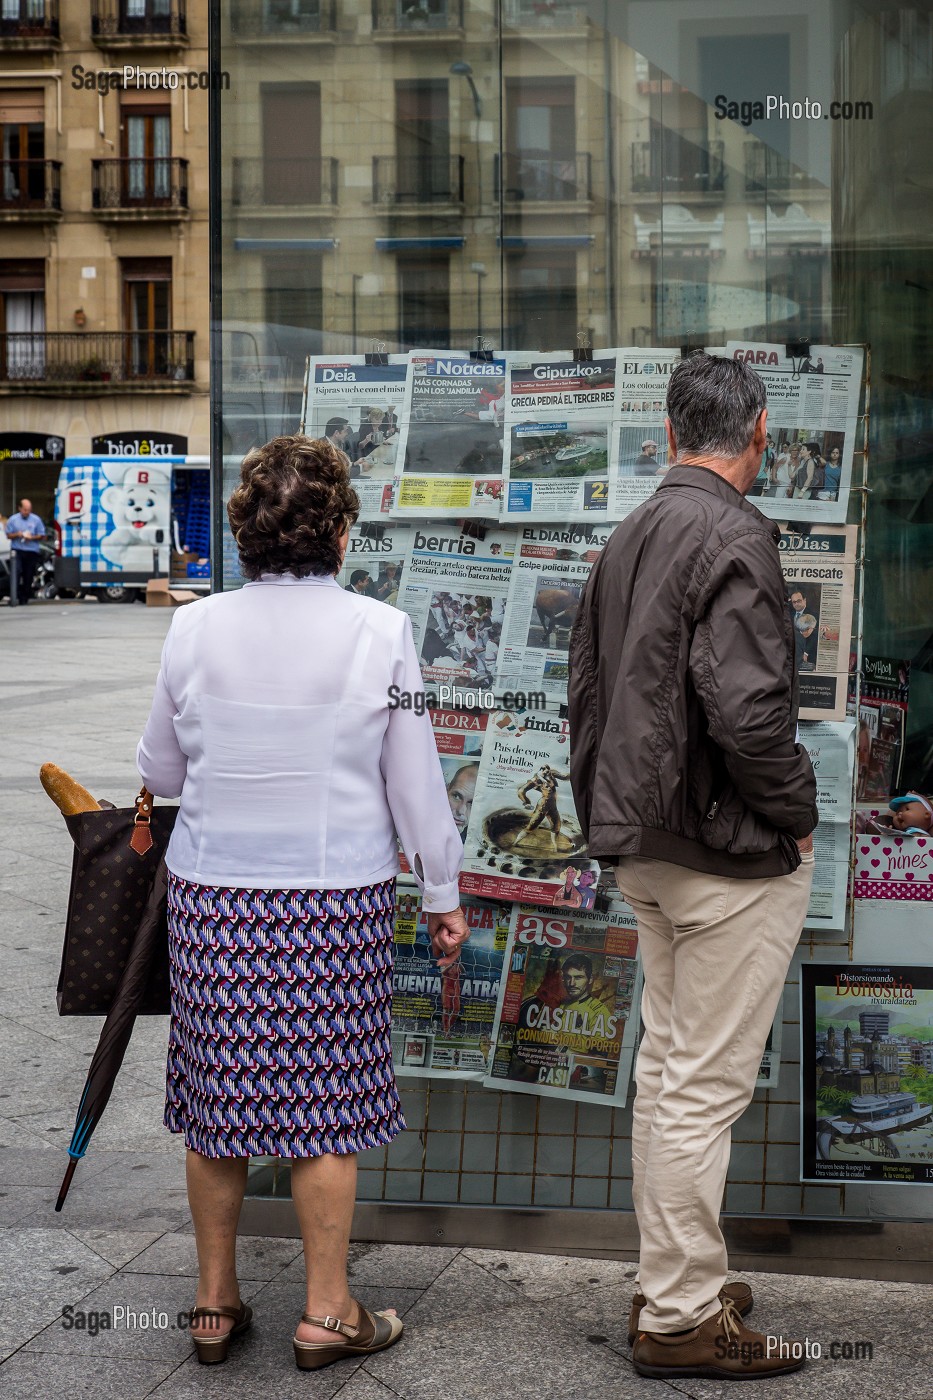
[55,1157,79,1212]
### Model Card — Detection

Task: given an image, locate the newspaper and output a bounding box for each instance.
[502,354,616,521]
[780,525,857,720]
[459,710,599,905]
[396,525,515,693]
[496,523,615,704]
[757,1014,784,1090]
[302,355,408,520]
[391,884,511,1080]
[725,342,863,524]
[798,719,855,931]
[392,353,507,519]
[801,963,933,1185]
[484,902,641,1105]
[336,521,413,605]
[607,349,680,518]
[849,656,910,807]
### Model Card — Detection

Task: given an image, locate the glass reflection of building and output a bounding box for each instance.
[216,1,933,1230]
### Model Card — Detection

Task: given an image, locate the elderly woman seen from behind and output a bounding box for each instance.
[137,435,467,1371]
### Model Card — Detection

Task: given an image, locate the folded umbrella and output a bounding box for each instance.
[56,859,170,1210]
[39,767,176,1211]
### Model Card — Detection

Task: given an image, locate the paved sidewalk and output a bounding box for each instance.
[1,604,931,1399]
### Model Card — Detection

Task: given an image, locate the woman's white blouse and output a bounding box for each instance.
[136,573,463,910]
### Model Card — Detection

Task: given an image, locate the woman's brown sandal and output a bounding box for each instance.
[293,1300,403,1371]
[189,1301,253,1365]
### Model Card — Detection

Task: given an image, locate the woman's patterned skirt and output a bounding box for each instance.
[164,873,405,1158]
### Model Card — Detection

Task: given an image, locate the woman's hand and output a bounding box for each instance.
[427,906,471,969]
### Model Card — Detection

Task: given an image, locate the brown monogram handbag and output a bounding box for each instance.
[56,787,177,1015]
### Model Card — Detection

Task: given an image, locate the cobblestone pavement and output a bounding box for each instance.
[1,603,930,1399]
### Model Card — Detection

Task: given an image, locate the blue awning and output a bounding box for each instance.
[233,238,338,252]
[498,235,594,249]
[375,237,466,251]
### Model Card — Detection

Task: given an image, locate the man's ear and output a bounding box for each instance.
[752,408,769,454]
[665,416,677,461]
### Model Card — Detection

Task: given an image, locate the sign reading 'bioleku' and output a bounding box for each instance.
[90,432,188,457]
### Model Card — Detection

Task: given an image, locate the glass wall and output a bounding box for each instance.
[213,1,933,1228]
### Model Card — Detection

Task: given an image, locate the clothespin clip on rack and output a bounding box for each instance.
[470,337,495,362]
[574,330,594,363]
[365,340,389,367]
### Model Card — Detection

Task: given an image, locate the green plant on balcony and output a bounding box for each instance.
[76,355,112,382]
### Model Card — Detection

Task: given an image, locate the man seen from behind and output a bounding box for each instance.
[568,354,817,1382]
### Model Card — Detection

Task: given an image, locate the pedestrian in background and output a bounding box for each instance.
[138,435,468,1370]
[4,497,45,605]
[568,354,817,1382]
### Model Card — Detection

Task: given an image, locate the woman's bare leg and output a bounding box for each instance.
[186,1149,249,1337]
[291,1151,395,1345]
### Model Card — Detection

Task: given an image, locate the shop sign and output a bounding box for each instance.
[90,431,188,457]
[0,432,66,462]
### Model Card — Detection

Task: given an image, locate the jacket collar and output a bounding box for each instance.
[656,465,779,539]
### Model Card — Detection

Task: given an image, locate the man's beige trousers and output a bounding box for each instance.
[615,853,814,1334]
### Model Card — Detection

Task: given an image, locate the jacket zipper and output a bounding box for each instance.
[706,796,721,822]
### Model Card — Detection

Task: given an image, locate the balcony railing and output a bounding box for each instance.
[233,0,335,37]
[0,331,195,385]
[496,151,591,202]
[372,0,463,33]
[91,0,187,40]
[373,154,464,204]
[232,156,338,207]
[0,160,62,213]
[631,137,725,194]
[745,143,823,195]
[92,157,188,211]
[0,0,59,40]
[502,0,584,26]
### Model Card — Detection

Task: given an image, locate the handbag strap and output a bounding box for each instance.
[130,785,155,856]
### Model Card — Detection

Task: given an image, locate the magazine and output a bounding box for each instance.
[801,963,933,1185]
[484,902,641,1106]
[302,355,408,520]
[725,342,863,524]
[392,352,507,519]
[459,710,598,905]
[392,885,510,1080]
[496,523,614,704]
[502,354,616,521]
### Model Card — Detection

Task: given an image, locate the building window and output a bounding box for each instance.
[121,0,174,33]
[397,255,449,348]
[122,256,171,376]
[0,258,45,378]
[260,84,322,205]
[0,88,45,209]
[120,102,170,202]
[504,78,577,200]
[264,254,323,333]
[394,80,450,202]
[506,252,577,351]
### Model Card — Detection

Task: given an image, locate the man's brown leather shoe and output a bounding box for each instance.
[627,1280,753,1346]
[632,1298,806,1381]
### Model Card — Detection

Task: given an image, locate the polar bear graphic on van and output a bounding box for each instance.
[100,464,171,571]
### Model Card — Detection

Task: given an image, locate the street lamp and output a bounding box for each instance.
[449,61,482,121]
[470,262,487,345]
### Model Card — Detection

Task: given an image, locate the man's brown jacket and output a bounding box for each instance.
[567,465,817,879]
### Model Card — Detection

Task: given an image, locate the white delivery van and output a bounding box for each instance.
[54,456,211,602]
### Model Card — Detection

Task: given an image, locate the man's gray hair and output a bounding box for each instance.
[665,354,767,459]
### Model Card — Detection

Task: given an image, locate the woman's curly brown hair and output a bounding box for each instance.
[227,435,360,580]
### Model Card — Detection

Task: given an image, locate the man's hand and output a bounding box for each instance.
[427,907,471,969]
[797,833,814,855]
